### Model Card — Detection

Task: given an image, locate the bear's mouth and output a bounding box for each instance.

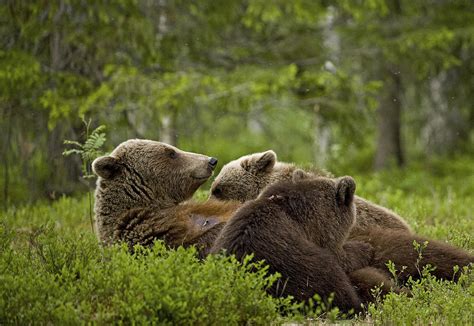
[192,172,212,181]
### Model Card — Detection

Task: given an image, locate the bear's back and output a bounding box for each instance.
[211,193,363,311]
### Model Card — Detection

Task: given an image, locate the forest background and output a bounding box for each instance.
[1,0,473,207]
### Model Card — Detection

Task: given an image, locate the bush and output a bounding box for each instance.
[1,156,473,324]
[0,223,294,324]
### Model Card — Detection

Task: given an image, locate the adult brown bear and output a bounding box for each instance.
[93,139,240,257]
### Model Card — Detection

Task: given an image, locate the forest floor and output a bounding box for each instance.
[1,156,473,324]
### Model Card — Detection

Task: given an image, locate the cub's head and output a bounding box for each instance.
[210,150,277,202]
[259,170,357,247]
[93,139,218,205]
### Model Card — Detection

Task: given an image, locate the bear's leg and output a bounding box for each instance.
[349,266,410,305]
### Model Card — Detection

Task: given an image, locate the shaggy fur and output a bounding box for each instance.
[210,150,412,236]
[211,174,373,312]
[291,169,472,287]
[93,139,240,257]
[210,152,473,298]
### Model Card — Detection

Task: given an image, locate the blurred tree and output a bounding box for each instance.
[336,0,474,169]
[0,0,472,205]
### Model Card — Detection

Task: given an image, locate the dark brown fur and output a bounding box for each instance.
[351,227,474,283]
[349,267,410,304]
[211,176,372,312]
[210,151,412,236]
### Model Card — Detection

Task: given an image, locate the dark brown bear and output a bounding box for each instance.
[93,139,240,257]
[210,150,412,236]
[211,173,373,312]
[210,151,473,286]
[290,170,473,287]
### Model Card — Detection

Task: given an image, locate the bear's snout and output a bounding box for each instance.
[208,157,218,169]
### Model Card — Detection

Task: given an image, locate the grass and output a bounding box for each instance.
[1,156,473,324]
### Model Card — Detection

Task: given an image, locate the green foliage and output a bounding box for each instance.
[0,213,315,325]
[63,119,107,179]
[0,50,41,97]
[366,268,474,325]
[63,119,107,231]
[2,0,473,205]
[1,158,473,324]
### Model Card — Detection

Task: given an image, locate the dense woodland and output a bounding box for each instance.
[1,0,473,206]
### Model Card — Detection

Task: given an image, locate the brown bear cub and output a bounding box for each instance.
[210,152,473,293]
[211,172,373,312]
[210,150,412,236]
[286,170,473,286]
[93,139,240,257]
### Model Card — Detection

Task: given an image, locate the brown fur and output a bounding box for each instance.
[349,267,410,304]
[93,139,240,257]
[211,175,373,312]
[114,200,240,257]
[289,169,472,287]
[210,150,412,237]
[351,227,474,283]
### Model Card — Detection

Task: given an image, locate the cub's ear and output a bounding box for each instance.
[255,150,276,173]
[336,176,356,207]
[241,150,277,174]
[292,169,310,182]
[92,156,121,179]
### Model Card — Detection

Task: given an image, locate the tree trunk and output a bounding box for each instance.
[161,107,178,146]
[374,0,405,170]
[2,106,12,210]
[422,72,466,154]
[374,68,405,170]
[313,106,330,167]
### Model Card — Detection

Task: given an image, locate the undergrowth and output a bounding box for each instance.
[1,157,473,324]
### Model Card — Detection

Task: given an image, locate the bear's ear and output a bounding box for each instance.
[292,169,310,182]
[254,150,276,173]
[336,176,356,207]
[241,150,276,174]
[92,156,121,179]
[240,157,251,172]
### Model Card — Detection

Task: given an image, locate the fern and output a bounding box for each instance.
[63,118,107,231]
[63,123,106,179]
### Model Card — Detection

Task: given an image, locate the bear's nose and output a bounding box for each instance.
[208,157,218,169]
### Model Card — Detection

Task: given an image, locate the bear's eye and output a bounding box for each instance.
[212,187,223,198]
[167,149,177,159]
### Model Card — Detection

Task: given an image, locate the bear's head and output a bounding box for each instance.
[93,139,218,206]
[258,170,357,248]
[210,150,277,202]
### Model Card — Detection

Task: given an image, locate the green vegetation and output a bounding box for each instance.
[1,1,473,206]
[1,1,473,324]
[1,159,473,324]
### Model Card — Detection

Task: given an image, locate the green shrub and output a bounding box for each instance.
[0,224,293,324]
[365,269,474,325]
[1,156,473,324]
